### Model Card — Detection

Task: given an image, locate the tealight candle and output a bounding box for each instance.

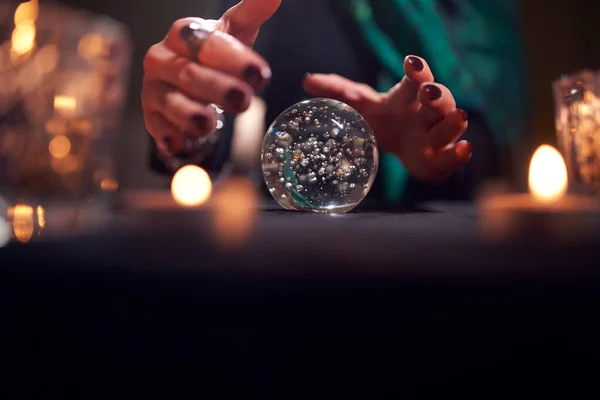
[479,145,600,244]
[119,165,213,211]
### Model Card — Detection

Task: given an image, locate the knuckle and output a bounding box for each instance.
[201,76,221,96]
[178,62,198,84]
[168,19,185,38]
[163,90,177,111]
[143,44,161,71]
[143,114,157,137]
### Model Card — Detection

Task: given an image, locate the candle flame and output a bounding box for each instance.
[528,145,568,202]
[11,204,35,243]
[171,165,212,207]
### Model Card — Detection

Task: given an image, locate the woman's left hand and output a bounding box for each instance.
[303,55,471,183]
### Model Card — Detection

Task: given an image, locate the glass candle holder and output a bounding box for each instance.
[553,70,600,195]
[0,1,131,242]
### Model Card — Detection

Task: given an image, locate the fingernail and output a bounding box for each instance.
[225,88,247,110]
[459,141,473,158]
[407,56,424,72]
[304,72,311,80]
[191,114,208,131]
[424,84,442,101]
[457,109,468,121]
[243,65,270,86]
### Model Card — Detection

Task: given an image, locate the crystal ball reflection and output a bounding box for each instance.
[261,98,379,213]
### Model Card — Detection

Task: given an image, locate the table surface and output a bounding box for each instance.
[2,199,600,396]
[2,199,599,277]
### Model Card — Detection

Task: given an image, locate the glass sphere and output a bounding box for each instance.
[261,98,379,213]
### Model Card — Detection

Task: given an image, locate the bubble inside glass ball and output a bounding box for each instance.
[261,98,379,213]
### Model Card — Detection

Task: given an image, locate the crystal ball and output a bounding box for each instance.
[261,98,379,213]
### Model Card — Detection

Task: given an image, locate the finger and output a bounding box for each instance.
[416,83,456,130]
[144,44,252,114]
[429,140,473,176]
[165,18,271,91]
[429,108,469,149]
[145,82,217,137]
[145,112,183,154]
[386,55,434,111]
[222,0,282,46]
[302,73,382,111]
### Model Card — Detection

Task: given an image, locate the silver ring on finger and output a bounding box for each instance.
[180,21,214,62]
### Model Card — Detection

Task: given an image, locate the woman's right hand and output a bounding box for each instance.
[142,0,281,155]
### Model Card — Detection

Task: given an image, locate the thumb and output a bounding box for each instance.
[302,73,382,113]
[222,0,282,45]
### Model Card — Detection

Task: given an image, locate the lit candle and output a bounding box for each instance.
[118,165,213,211]
[479,145,600,244]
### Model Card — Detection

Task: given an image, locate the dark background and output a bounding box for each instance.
[51,0,600,190]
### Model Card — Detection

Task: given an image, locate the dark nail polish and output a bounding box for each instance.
[407,56,424,72]
[457,109,468,121]
[424,84,442,101]
[191,114,208,131]
[225,88,247,110]
[243,65,269,86]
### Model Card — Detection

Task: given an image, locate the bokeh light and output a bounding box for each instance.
[48,135,71,159]
[54,96,77,112]
[211,177,259,250]
[11,20,36,55]
[171,165,212,207]
[45,118,69,136]
[100,178,119,192]
[14,1,38,25]
[33,44,59,75]
[36,205,45,229]
[78,33,109,61]
[51,154,80,175]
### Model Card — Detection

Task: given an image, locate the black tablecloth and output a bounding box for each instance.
[2,201,600,396]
